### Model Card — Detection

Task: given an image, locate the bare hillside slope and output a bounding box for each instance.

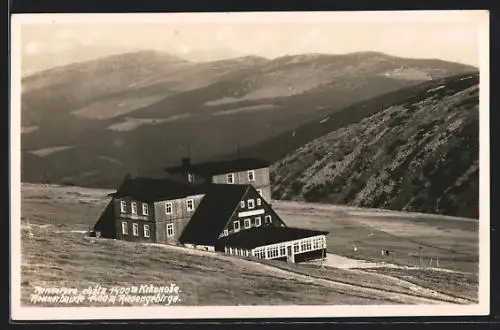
[271,73,479,218]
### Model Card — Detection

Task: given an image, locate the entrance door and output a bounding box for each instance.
[286,246,294,263]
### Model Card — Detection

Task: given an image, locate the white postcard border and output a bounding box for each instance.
[10,10,490,321]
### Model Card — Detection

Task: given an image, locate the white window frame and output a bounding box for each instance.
[268,246,279,258]
[255,217,261,227]
[131,202,137,215]
[120,200,127,213]
[121,221,128,235]
[256,198,262,206]
[240,201,245,208]
[186,198,195,212]
[165,202,173,215]
[132,223,139,236]
[244,218,251,229]
[247,199,255,209]
[166,223,175,237]
[265,215,272,223]
[233,220,240,232]
[142,203,148,216]
[293,241,300,253]
[257,189,263,197]
[188,173,194,183]
[223,229,229,237]
[143,224,150,238]
[247,170,255,182]
[227,173,235,184]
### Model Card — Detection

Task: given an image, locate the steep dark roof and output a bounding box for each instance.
[165,158,271,175]
[109,176,206,202]
[215,227,329,249]
[178,184,250,246]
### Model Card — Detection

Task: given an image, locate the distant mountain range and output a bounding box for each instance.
[270,72,479,218]
[21,46,246,77]
[20,50,478,190]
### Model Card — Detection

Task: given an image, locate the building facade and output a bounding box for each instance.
[152,194,205,245]
[93,169,328,264]
[114,197,155,243]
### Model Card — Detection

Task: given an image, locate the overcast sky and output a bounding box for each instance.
[17,12,484,75]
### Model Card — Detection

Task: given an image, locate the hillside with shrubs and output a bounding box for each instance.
[270,73,479,218]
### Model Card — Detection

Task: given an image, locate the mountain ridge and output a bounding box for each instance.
[20,50,478,190]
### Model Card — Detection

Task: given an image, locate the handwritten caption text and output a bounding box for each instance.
[30,284,182,306]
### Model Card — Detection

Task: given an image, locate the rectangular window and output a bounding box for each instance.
[265,215,272,223]
[186,199,194,212]
[244,218,251,229]
[143,224,150,238]
[165,202,173,215]
[240,201,245,208]
[255,217,261,227]
[227,173,235,184]
[120,201,127,213]
[132,223,139,236]
[256,197,262,206]
[247,170,255,182]
[247,199,255,209]
[131,202,137,215]
[312,236,324,250]
[142,203,148,215]
[166,223,175,237]
[268,246,279,258]
[233,220,240,232]
[301,240,312,252]
[293,241,300,253]
[223,229,229,237]
[121,221,128,235]
[257,189,263,197]
[279,245,286,256]
[188,173,194,183]
[312,238,319,250]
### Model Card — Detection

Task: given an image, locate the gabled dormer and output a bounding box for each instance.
[177,183,284,247]
[218,185,285,239]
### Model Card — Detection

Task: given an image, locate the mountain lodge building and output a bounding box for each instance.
[93,158,328,263]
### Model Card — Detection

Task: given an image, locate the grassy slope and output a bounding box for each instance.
[24,229,392,306]
[19,184,478,306]
[270,73,479,218]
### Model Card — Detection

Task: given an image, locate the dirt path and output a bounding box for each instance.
[319,253,398,269]
[308,253,470,275]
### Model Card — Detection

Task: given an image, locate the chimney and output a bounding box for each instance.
[182,157,191,167]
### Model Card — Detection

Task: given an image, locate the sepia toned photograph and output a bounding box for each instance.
[10,11,490,320]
